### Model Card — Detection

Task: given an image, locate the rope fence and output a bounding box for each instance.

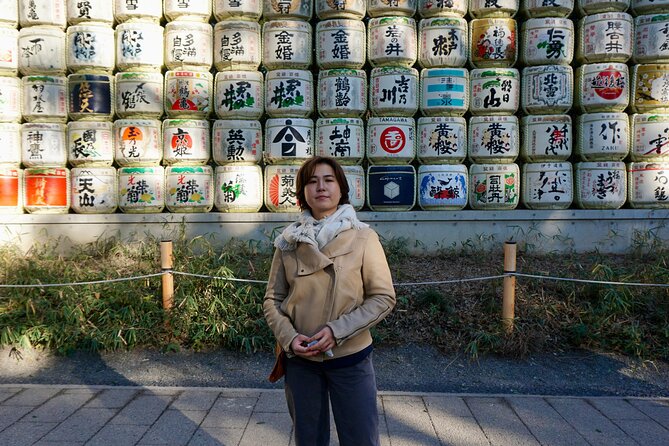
[1,241,668,331]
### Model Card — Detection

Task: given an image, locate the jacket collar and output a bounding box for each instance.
[295,229,357,276]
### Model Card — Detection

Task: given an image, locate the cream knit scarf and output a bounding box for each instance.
[274,204,368,252]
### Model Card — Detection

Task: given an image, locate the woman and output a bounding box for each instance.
[263,156,396,446]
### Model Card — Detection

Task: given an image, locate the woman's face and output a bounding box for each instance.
[304,163,341,220]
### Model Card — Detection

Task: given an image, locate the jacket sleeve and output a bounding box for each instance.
[263,248,299,352]
[327,230,396,345]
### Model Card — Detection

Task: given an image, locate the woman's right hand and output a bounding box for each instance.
[290,334,320,358]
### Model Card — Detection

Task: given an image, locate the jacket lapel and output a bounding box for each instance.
[294,230,357,276]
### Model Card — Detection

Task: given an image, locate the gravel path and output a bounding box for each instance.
[2,344,668,397]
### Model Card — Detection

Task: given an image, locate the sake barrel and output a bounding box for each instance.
[417,116,467,164]
[214,164,263,212]
[575,63,629,113]
[66,0,113,25]
[318,69,367,118]
[165,165,214,213]
[468,115,519,163]
[67,121,114,167]
[263,20,312,71]
[418,17,468,68]
[469,163,520,210]
[0,76,21,123]
[520,0,573,18]
[369,66,419,117]
[419,67,469,117]
[469,0,518,18]
[316,0,366,20]
[316,19,366,70]
[264,118,314,164]
[115,72,164,119]
[418,164,468,210]
[628,162,669,208]
[21,123,67,168]
[264,164,300,212]
[23,167,69,213]
[631,0,669,15]
[114,119,162,167]
[114,0,163,24]
[630,113,669,161]
[367,117,416,165]
[368,17,418,68]
[521,162,573,209]
[264,69,314,118]
[17,26,67,76]
[575,161,627,209]
[418,0,467,18]
[343,164,365,210]
[214,70,263,120]
[118,166,165,213]
[576,13,633,64]
[165,70,213,118]
[164,0,212,22]
[470,68,520,115]
[630,64,669,114]
[367,164,416,211]
[213,0,262,21]
[70,166,117,214]
[21,76,68,123]
[66,24,115,74]
[263,0,312,21]
[520,18,574,66]
[521,65,573,114]
[213,20,262,71]
[634,15,669,64]
[115,22,164,72]
[164,20,213,71]
[0,26,18,76]
[212,119,263,165]
[520,115,572,162]
[367,0,417,17]
[0,123,21,166]
[19,0,66,29]
[576,112,630,161]
[0,167,22,214]
[315,117,365,164]
[576,0,630,15]
[68,73,114,121]
[0,0,18,28]
[162,119,211,166]
[469,18,518,68]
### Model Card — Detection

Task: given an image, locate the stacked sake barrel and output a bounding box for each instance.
[0,1,21,214]
[467,0,521,210]
[415,0,469,211]
[18,0,70,214]
[315,0,367,211]
[627,0,669,209]
[573,0,632,209]
[366,1,418,211]
[519,0,575,210]
[161,1,214,213]
[261,1,314,213]
[212,1,264,213]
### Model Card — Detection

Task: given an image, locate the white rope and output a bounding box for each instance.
[510,272,669,288]
[172,271,268,284]
[0,273,164,289]
[393,275,506,287]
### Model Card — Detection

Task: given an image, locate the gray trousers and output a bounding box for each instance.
[284,353,380,446]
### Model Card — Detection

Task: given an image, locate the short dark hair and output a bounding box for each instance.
[295,156,350,212]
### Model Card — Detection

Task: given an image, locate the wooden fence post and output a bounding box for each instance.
[502,241,517,334]
[161,240,174,313]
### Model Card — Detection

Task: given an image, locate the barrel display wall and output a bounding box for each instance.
[0,0,668,215]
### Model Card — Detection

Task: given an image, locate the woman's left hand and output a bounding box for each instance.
[307,326,335,354]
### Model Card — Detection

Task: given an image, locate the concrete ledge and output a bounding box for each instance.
[2,209,669,253]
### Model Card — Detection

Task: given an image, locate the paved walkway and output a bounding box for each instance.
[0,384,668,446]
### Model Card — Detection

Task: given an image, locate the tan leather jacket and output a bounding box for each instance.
[263,227,396,361]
